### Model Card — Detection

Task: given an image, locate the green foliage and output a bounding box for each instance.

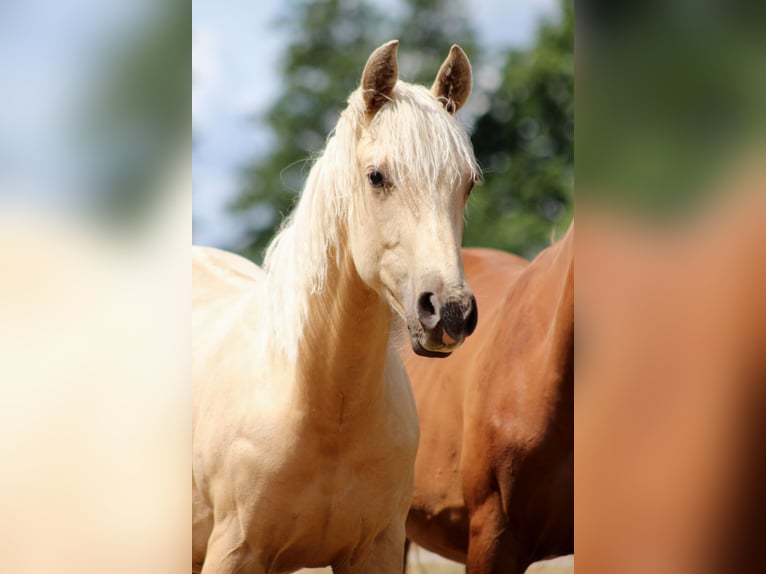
[578,1,766,217]
[235,0,391,259]
[235,0,573,261]
[393,0,478,86]
[466,0,573,258]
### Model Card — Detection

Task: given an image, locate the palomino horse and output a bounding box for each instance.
[403,225,574,573]
[193,41,480,573]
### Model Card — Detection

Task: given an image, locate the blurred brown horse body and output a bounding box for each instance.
[577,182,766,574]
[403,226,574,573]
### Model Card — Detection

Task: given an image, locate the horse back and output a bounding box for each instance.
[191,246,266,443]
[193,246,264,299]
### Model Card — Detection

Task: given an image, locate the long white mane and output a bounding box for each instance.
[260,81,480,361]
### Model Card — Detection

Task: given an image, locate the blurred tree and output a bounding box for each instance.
[235,0,478,262]
[85,0,190,223]
[234,0,572,261]
[467,0,573,258]
[394,0,478,86]
[234,0,389,260]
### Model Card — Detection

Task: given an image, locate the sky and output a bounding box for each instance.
[0,0,155,204]
[193,0,559,247]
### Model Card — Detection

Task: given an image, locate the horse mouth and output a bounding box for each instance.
[408,324,460,358]
[403,293,471,358]
[411,338,453,358]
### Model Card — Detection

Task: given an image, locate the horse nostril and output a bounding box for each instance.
[464,295,478,336]
[440,301,465,341]
[417,292,440,329]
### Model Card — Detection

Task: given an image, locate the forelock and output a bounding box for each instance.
[353,82,480,193]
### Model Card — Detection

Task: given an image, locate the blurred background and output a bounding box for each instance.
[576,2,766,571]
[1,1,189,573]
[0,0,188,223]
[577,0,766,216]
[193,0,574,261]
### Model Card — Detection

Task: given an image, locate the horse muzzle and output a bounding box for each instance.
[409,292,478,358]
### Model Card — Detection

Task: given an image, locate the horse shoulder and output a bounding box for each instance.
[192,245,265,349]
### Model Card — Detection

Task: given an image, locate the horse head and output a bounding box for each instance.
[345,40,479,357]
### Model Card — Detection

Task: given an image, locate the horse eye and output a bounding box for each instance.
[368,171,385,188]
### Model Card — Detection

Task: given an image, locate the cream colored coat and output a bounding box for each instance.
[192,246,418,573]
[192,41,478,574]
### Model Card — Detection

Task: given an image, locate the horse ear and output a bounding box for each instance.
[361,40,399,121]
[431,45,472,114]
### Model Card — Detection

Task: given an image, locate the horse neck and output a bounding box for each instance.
[545,230,574,372]
[538,230,574,430]
[293,239,393,425]
[504,229,574,418]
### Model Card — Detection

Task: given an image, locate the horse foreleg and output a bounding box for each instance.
[200,519,262,574]
[466,496,524,574]
[192,481,214,573]
[335,522,407,574]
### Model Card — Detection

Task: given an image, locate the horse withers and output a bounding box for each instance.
[193,41,480,574]
[404,225,574,573]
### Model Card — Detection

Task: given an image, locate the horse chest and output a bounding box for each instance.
[238,408,416,569]
[269,406,416,504]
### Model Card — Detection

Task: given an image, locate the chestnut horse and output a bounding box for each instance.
[193,41,479,573]
[403,225,574,573]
